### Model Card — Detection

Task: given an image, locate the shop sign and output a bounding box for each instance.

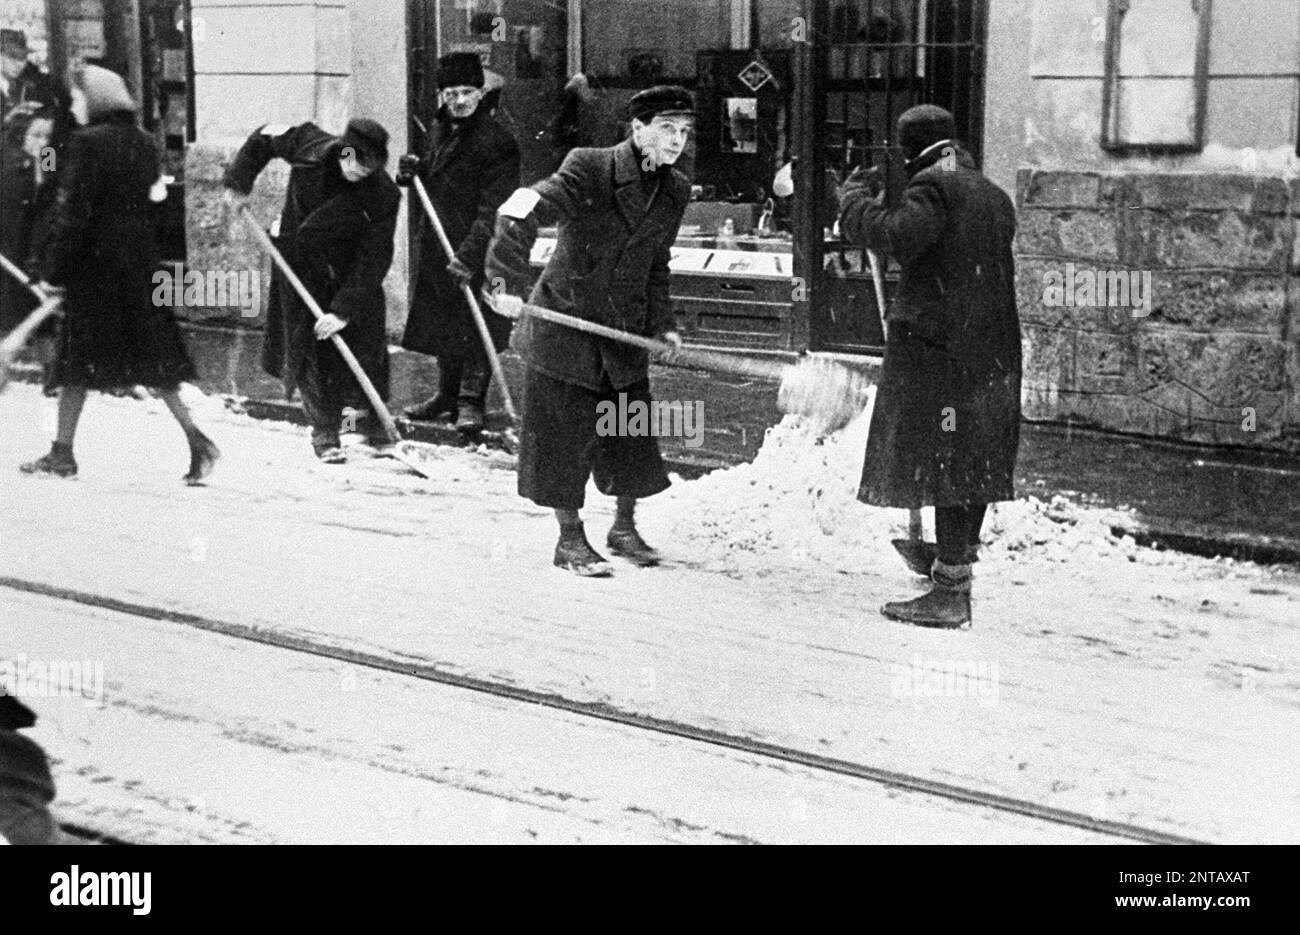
[737,59,773,92]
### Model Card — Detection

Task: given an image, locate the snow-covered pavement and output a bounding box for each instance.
[2,382,1298,842]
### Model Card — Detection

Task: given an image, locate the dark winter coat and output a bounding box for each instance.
[0,63,64,124]
[40,111,196,389]
[401,108,519,360]
[0,125,58,331]
[838,144,1022,509]
[224,123,400,400]
[485,139,690,392]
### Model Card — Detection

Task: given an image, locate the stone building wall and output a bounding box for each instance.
[182,0,409,333]
[1015,169,1299,452]
[987,0,1300,452]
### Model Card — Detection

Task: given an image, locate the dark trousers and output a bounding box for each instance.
[298,344,350,438]
[935,503,988,565]
[517,368,671,510]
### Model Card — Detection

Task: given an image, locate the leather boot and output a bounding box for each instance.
[554,522,613,577]
[607,525,661,567]
[405,358,462,422]
[311,427,345,464]
[882,560,972,628]
[455,361,490,433]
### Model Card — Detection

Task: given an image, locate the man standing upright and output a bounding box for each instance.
[0,30,63,125]
[222,118,400,463]
[838,104,1022,629]
[485,86,693,577]
[399,52,520,435]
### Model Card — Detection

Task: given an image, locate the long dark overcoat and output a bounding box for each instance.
[401,108,519,360]
[485,139,689,391]
[224,123,399,401]
[839,144,1022,509]
[40,111,195,389]
[0,132,58,331]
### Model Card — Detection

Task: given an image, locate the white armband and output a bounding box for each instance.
[258,123,293,137]
[498,187,541,220]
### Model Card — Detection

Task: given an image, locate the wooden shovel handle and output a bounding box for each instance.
[497,297,786,383]
[411,175,518,423]
[239,206,402,444]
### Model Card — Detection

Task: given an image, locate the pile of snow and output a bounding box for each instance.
[657,386,1172,576]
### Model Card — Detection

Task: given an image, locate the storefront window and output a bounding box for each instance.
[581,0,730,84]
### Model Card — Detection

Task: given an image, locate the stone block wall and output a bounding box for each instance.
[1016,169,1299,452]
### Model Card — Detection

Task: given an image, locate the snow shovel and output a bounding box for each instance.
[237,207,439,479]
[410,175,519,443]
[866,247,930,574]
[484,295,873,436]
[0,252,62,394]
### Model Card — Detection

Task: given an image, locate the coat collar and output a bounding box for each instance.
[612,139,688,229]
[905,139,976,177]
[427,107,486,174]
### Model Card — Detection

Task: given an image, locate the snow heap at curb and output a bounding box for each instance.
[659,385,1160,576]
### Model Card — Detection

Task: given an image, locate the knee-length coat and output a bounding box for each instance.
[838,144,1022,509]
[224,123,399,401]
[40,110,195,389]
[400,108,519,361]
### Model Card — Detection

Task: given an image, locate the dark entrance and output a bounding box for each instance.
[793,0,987,355]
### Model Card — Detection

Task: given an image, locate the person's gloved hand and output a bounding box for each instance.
[484,291,524,320]
[446,256,474,285]
[396,154,421,187]
[314,312,348,340]
[658,330,684,364]
[837,165,884,209]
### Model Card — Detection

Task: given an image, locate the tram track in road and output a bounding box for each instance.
[0,574,1208,846]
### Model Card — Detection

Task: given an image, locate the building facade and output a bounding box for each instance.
[13,1,1300,451]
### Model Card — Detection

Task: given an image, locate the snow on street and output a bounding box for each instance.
[2,382,1298,842]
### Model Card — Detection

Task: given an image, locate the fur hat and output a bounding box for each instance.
[437,52,485,90]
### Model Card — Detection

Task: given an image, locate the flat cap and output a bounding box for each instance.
[628,85,695,123]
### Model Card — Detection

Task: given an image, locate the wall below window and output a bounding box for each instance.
[1015,168,1300,452]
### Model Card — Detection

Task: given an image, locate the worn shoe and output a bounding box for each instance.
[183,431,221,485]
[606,526,661,567]
[404,393,457,423]
[455,362,490,433]
[20,444,77,478]
[312,429,346,464]
[890,538,937,577]
[554,525,613,577]
[882,561,972,628]
[455,400,485,434]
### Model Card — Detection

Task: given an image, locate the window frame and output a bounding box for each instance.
[1100,0,1212,154]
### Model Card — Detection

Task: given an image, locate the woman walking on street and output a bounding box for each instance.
[19,65,218,483]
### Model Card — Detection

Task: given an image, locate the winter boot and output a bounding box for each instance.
[554,522,613,577]
[455,362,490,434]
[183,430,221,486]
[890,538,937,577]
[311,428,346,464]
[404,392,457,423]
[607,525,661,567]
[881,560,972,629]
[20,442,77,478]
[405,358,462,423]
